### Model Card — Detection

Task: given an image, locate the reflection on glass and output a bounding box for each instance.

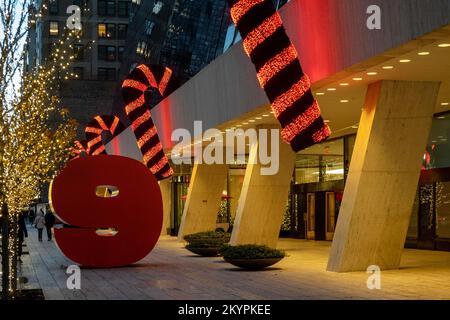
[436,182,450,238]
[295,138,344,184]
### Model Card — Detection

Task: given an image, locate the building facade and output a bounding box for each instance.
[112,0,230,119]
[27,0,132,137]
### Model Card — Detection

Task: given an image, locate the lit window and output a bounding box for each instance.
[144,20,155,35]
[49,21,59,36]
[153,1,163,14]
[98,24,107,37]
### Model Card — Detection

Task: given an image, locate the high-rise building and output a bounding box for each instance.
[113,0,230,118]
[26,0,132,137]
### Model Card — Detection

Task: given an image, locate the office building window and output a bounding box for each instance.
[98,68,116,81]
[98,45,116,61]
[144,19,155,36]
[152,1,163,14]
[73,0,88,8]
[49,21,59,36]
[118,1,130,17]
[98,23,116,38]
[98,0,116,16]
[118,24,127,39]
[73,44,84,61]
[49,0,59,14]
[72,67,84,79]
[118,46,125,62]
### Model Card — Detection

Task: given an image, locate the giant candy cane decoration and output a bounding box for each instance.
[121,64,179,180]
[226,0,331,151]
[85,115,125,156]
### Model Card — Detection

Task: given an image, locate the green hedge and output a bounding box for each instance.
[219,244,285,260]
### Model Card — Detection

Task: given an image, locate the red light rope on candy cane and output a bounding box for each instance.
[85,115,125,156]
[121,64,179,181]
[227,0,331,151]
[70,140,90,159]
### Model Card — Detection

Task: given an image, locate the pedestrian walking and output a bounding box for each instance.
[44,208,56,241]
[33,211,46,242]
[18,212,28,262]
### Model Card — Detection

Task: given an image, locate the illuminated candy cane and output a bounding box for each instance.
[85,115,125,156]
[121,64,179,181]
[70,140,90,159]
[226,0,331,151]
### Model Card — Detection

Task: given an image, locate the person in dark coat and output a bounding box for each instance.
[18,212,28,262]
[44,209,56,241]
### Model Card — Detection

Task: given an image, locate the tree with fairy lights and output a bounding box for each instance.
[1,0,80,299]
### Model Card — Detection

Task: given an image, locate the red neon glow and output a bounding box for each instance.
[257,44,298,87]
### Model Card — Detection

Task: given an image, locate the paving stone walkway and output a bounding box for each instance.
[18,226,450,300]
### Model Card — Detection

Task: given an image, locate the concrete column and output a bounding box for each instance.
[159,179,172,236]
[327,80,440,272]
[230,125,296,248]
[177,163,228,240]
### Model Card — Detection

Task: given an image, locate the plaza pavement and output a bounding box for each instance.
[18,226,450,300]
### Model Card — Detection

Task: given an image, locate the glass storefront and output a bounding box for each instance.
[168,111,450,251]
[406,111,450,251]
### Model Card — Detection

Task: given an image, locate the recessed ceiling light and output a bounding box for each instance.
[340,83,349,86]
[432,140,437,143]
[242,122,249,125]
[351,125,359,129]
[327,88,337,91]
[316,92,325,95]
[367,72,377,75]
[441,102,449,106]
[340,99,349,103]
[418,52,430,56]
[438,43,450,48]
[438,136,444,139]
[249,119,256,123]
[399,59,411,63]
[236,124,242,127]
[353,77,363,81]
[255,117,262,120]
[270,111,274,114]
[438,116,446,120]
[382,66,394,69]
[263,114,270,117]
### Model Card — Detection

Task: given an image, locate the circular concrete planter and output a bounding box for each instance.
[224,257,284,270]
[185,246,221,257]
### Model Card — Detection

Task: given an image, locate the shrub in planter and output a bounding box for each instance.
[219,244,285,270]
[184,231,231,257]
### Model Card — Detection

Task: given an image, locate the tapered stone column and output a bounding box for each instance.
[327,80,440,272]
[230,125,296,247]
[159,179,172,235]
[177,163,228,240]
